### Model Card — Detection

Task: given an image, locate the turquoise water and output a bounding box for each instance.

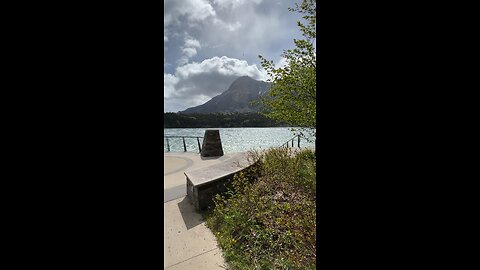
[164,127,315,153]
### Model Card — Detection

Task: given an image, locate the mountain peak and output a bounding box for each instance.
[181,76,271,114]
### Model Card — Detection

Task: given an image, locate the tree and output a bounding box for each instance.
[257,0,316,138]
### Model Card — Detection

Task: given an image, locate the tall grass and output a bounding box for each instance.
[205,147,316,270]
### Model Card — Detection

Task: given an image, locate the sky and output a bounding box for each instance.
[164,0,304,112]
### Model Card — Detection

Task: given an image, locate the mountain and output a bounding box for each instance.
[181,76,271,114]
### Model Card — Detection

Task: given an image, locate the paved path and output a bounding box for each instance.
[164,152,238,270]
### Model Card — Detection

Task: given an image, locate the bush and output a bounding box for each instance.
[205,147,316,270]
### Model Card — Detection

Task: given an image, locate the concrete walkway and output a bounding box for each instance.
[164,152,242,270]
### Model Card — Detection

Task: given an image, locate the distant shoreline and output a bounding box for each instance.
[164,126,293,129]
[164,112,289,128]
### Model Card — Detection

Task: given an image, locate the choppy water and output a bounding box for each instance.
[164,127,315,153]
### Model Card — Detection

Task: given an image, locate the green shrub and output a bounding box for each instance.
[205,147,316,270]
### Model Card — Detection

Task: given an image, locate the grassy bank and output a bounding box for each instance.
[205,147,316,269]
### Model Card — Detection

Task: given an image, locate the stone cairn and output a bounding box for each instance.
[200,130,224,157]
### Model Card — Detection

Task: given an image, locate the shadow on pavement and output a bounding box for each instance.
[200,156,222,160]
[177,196,204,230]
[164,185,186,203]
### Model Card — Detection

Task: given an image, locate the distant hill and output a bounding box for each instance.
[181,76,271,114]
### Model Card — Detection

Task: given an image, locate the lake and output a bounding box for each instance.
[164,127,315,153]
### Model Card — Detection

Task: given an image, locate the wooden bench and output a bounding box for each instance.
[185,152,254,211]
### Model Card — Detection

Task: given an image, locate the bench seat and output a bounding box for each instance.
[185,152,253,211]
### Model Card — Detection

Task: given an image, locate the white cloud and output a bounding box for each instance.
[175,56,267,81]
[184,37,200,48]
[164,0,216,27]
[213,0,263,10]
[177,58,188,66]
[177,36,202,66]
[164,73,179,98]
[225,21,242,31]
[182,47,197,58]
